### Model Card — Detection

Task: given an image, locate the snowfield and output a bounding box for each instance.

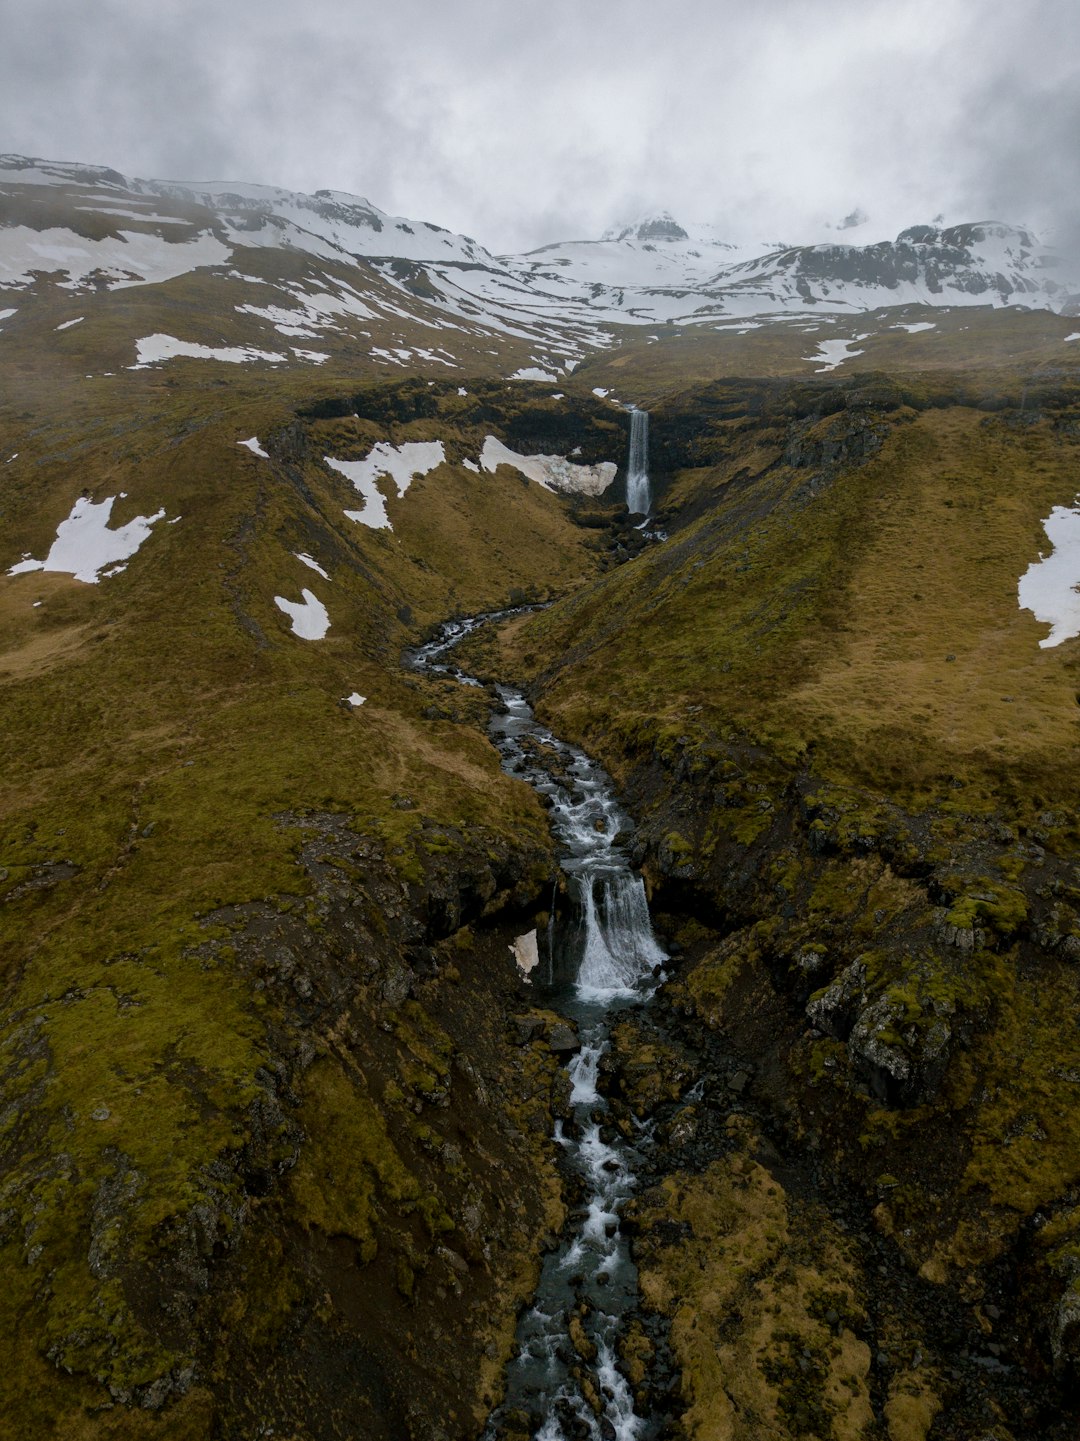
[295,552,330,579]
[0,225,231,291]
[805,335,868,371]
[274,589,330,639]
[132,334,288,367]
[8,495,167,583]
[479,437,616,496]
[1018,502,1080,648]
[327,441,446,530]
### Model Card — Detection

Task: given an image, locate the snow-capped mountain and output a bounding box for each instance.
[1,154,1077,382]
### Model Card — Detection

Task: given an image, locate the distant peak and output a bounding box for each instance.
[602,212,689,243]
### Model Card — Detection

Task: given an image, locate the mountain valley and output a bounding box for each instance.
[2,156,1080,1441]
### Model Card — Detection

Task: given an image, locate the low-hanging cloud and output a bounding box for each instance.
[1,0,1078,252]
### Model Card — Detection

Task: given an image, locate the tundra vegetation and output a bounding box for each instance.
[3,177,1080,1438]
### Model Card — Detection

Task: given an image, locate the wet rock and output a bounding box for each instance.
[1053,1284,1080,1375]
[806,959,866,1041]
[547,1021,581,1054]
[848,995,912,1101]
[512,1015,546,1045]
[847,994,952,1106]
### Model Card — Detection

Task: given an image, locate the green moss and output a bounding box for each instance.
[288,1059,420,1257]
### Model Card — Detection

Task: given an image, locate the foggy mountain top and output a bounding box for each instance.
[2,0,1079,257]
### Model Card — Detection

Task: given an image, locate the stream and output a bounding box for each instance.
[409,612,667,1441]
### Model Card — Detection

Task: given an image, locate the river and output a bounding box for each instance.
[409,612,666,1441]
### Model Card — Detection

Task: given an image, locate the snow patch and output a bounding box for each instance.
[479,436,616,497]
[1019,502,1080,648]
[0,225,231,291]
[327,441,446,530]
[274,588,330,640]
[7,495,167,583]
[132,334,287,367]
[893,321,937,334]
[511,366,559,382]
[1065,332,1080,343]
[510,930,540,979]
[237,436,269,458]
[345,692,366,707]
[295,551,329,579]
[55,316,84,331]
[805,336,868,371]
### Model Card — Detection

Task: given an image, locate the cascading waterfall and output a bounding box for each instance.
[625,408,650,517]
[408,611,668,1441]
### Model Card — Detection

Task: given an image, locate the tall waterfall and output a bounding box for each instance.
[625,408,650,516]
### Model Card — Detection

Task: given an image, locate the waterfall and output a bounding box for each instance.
[410,611,667,1440]
[576,873,666,998]
[625,408,650,516]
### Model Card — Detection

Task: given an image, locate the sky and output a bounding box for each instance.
[2,0,1078,254]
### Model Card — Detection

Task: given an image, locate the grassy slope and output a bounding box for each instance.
[0,357,613,1434]
[483,365,1080,1434]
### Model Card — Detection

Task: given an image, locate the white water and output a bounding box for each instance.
[626,408,650,517]
[409,610,667,1440]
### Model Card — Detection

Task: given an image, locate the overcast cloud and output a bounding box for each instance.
[1,0,1078,253]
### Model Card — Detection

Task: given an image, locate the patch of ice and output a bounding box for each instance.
[893,321,937,334]
[479,436,616,497]
[1019,502,1080,647]
[327,440,446,530]
[345,692,366,707]
[274,588,330,640]
[55,317,85,331]
[7,495,167,583]
[131,334,287,367]
[237,436,269,458]
[295,551,329,579]
[511,366,559,382]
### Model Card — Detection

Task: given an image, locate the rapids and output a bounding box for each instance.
[409,611,667,1441]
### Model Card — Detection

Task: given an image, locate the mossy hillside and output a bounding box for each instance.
[627,1115,898,1441]
[496,389,1080,822]
[0,369,611,1426]
[487,374,1080,1372]
[568,304,1080,405]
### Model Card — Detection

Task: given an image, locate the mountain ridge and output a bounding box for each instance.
[2,153,1076,339]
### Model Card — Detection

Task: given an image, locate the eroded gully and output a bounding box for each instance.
[409,612,668,1441]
